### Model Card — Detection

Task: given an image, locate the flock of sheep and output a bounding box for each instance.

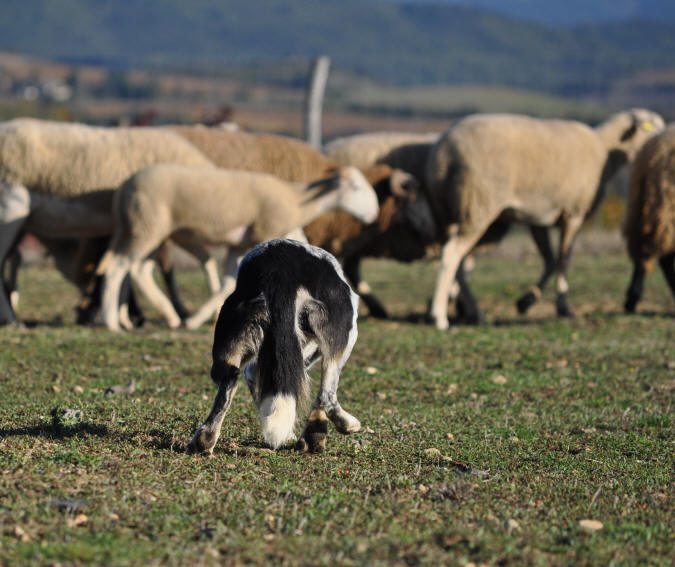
[1,108,674,451]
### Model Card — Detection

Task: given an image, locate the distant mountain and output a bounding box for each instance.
[381,0,675,25]
[0,0,673,95]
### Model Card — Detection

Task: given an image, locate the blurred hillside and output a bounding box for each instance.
[0,0,674,99]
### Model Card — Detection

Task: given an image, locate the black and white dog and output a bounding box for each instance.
[187,239,362,454]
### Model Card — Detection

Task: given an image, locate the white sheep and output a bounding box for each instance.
[425,108,665,329]
[0,118,214,324]
[623,124,675,312]
[323,130,495,322]
[35,127,432,326]
[99,164,379,331]
[187,238,362,454]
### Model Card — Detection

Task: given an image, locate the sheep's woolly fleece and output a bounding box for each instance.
[624,124,675,262]
[0,118,213,197]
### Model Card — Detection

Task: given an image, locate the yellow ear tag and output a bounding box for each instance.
[641,121,654,132]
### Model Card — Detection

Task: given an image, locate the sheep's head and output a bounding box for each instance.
[602,108,666,161]
[334,166,379,225]
[354,168,438,262]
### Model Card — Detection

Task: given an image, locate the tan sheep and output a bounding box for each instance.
[99,164,379,331]
[623,124,675,312]
[0,118,214,324]
[426,108,665,329]
[164,126,436,318]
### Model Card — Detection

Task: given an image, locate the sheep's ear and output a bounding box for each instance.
[620,120,639,142]
[389,169,419,198]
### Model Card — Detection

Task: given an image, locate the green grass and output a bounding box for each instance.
[1,236,673,566]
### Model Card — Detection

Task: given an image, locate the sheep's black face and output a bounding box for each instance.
[365,222,430,262]
[401,190,436,244]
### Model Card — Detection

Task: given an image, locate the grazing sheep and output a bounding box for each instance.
[167,127,437,317]
[623,124,675,312]
[323,131,443,318]
[0,118,214,324]
[187,238,361,454]
[426,108,665,330]
[303,164,436,318]
[12,126,429,326]
[325,131,493,321]
[99,164,379,331]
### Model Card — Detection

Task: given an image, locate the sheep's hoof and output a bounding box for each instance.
[183,316,201,330]
[75,306,98,326]
[435,318,450,330]
[186,427,216,456]
[455,299,485,325]
[623,294,639,313]
[555,294,575,318]
[330,411,361,435]
[365,299,389,320]
[516,291,538,314]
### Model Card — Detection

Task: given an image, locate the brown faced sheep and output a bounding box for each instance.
[623,124,675,312]
[426,109,665,329]
[168,127,436,314]
[62,127,435,326]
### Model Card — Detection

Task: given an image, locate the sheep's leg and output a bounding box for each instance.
[170,235,222,305]
[184,251,240,330]
[130,258,182,329]
[0,183,30,325]
[4,245,21,313]
[658,252,675,300]
[155,242,191,320]
[624,261,647,313]
[454,260,485,324]
[76,273,104,325]
[343,255,388,319]
[124,278,146,327]
[429,227,485,330]
[101,252,131,332]
[554,216,583,318]
[117,275,147,330]
[516,226,556,314]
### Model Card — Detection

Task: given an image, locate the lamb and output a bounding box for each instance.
[425,108,665,330]
[0,118,214,324]
[5,125,432,326]
[623,124,675,312]
[162,126,437,320]
[99,164,379,331]
[187,238,362,454]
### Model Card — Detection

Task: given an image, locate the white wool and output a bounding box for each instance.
[259,394,297,449]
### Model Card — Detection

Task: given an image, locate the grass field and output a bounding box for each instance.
[1,232,673,566]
